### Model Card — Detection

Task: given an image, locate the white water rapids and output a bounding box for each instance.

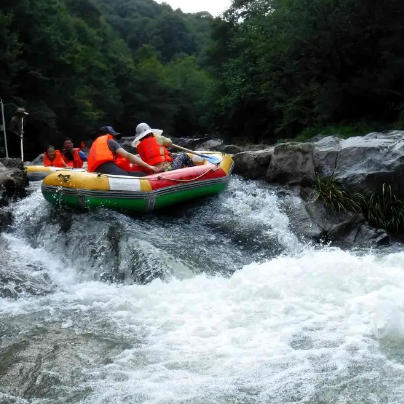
[1,178,404,403]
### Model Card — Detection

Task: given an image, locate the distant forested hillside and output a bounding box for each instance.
[2,0,404,158]
[0,0,214,158]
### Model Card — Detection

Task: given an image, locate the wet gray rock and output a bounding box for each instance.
[233,148,274,179]
[0,209,12,232]
[233,131,404,197]
[267,143,316,186]
[281,188,389,247]
[0,323,131,402]
[0,159,28,225]
[170,135,210,150]
[195,138,224,150]
[219,144,244,154]
[0,159,28,200]
[312,131,404,196]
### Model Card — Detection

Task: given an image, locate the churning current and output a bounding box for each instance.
[1,178,404,404]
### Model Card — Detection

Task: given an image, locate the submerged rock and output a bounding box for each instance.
[0,323,131,402]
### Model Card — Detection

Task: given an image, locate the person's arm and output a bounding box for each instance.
[115,148,160,173]
[78,150,88,161]
[156,134,172,146]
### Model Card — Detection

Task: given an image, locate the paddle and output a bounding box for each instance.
[120,136,222,164]
[171,143,222,164]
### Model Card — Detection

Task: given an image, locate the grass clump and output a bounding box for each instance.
[315,176,361,214]
[316,177,404,231]
[360,184,404,231]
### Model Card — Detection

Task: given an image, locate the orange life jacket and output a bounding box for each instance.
[115,155,132,171]
[88,135,115,172]
[136,136,172,166]
[88,134,138,173]
[62,148,83,168]
[43,150,65,167]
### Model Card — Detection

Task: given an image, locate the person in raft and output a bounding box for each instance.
[132,123,194,172]
[43,145,69,167]
[61,138,87,168]
[87,125,159,176]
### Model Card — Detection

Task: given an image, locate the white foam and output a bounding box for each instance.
[2,248,403,403]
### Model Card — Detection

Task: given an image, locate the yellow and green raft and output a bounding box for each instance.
[41,152,234,212]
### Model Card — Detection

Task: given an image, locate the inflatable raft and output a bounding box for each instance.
[26,165,85,182]
[41,152,233,212]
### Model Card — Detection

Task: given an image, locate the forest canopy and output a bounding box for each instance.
[1,0,404,157]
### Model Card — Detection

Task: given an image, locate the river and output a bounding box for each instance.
[1,177,404,403]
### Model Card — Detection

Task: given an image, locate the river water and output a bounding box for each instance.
[1,178,404,403]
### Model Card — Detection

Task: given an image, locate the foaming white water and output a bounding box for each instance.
[4,180,404,403]
[3,233,78,288]
[223,178,301,253]
[3,248,404,403]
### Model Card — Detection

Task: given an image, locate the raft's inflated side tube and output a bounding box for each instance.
[41,152,234,212]
[25,166,86,182]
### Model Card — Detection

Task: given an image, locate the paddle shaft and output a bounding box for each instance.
[171,143,208,159]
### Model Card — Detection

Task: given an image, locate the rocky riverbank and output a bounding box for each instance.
[0,158,28,232]
[9,131,404,248]
[229,131,404,246]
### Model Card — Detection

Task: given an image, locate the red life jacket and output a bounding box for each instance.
[136,136,172,166]
[62,148,83,168]
[43,150,65,167]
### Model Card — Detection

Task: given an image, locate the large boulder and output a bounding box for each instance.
[281,188,389,247]
[195,138,224,150]
[0,159,28,202]
[266,142,316,186]
[0,159,28,229]
[233,148,274,179]
[170,135,210,150]
[312,131,404,196]
[218,144,244,154]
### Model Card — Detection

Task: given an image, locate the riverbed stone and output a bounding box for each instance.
[233,148,274,179]
[266,142,316,186]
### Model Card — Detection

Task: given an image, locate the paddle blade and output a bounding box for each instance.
[202,154,222,164]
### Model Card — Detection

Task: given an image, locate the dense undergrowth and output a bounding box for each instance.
[316,177,404,231]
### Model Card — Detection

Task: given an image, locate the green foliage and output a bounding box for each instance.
[92,0,213,63]
[315,176,361,214]
[360,185,404,231]
[0,0,215,159]
[206,0,404,142]
[316,177,404,231]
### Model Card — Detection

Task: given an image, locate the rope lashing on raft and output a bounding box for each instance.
[153,166,219,182]
[92,166,220,182]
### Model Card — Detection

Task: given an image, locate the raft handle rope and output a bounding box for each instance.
[153,166,219,182]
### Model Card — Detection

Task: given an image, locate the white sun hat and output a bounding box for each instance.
[131,123,163,147]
